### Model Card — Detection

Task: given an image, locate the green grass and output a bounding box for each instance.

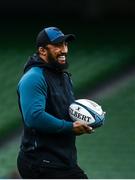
[69,45,135,96]
[77,77,135,179]
[0,49,33,137]
[0,137,20,178]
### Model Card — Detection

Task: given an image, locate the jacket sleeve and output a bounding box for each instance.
[18,68,73,134]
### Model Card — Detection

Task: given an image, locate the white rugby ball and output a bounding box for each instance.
[69,99,105,128]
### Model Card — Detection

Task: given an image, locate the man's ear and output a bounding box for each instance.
[38,47,47,56]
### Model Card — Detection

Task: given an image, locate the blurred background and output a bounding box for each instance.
[0,0,135,178]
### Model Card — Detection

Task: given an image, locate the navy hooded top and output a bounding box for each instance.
[17,53,77,168]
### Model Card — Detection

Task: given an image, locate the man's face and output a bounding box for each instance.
[45,42,69,70]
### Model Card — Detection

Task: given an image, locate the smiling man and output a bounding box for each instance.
[17,26,93,179]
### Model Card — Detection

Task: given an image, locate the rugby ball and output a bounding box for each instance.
[69,99,105,128]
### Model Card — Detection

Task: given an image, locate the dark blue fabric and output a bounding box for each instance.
[17,54,77,168]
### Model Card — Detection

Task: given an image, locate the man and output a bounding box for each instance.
[17,26,94,179]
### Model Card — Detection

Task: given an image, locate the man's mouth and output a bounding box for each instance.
[57,55,66,64]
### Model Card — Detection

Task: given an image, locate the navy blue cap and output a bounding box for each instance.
[36,27,75,47]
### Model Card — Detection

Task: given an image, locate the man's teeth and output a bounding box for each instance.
[58,56,66,61]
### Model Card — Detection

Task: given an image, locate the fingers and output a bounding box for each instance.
[73,120,95,135]
[83,125,95,134]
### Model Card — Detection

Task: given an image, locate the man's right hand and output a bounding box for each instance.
[72,120,95,135]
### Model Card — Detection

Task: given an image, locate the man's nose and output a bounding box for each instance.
[61,44,68,53]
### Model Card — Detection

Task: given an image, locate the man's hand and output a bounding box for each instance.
[72,120,95,135]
